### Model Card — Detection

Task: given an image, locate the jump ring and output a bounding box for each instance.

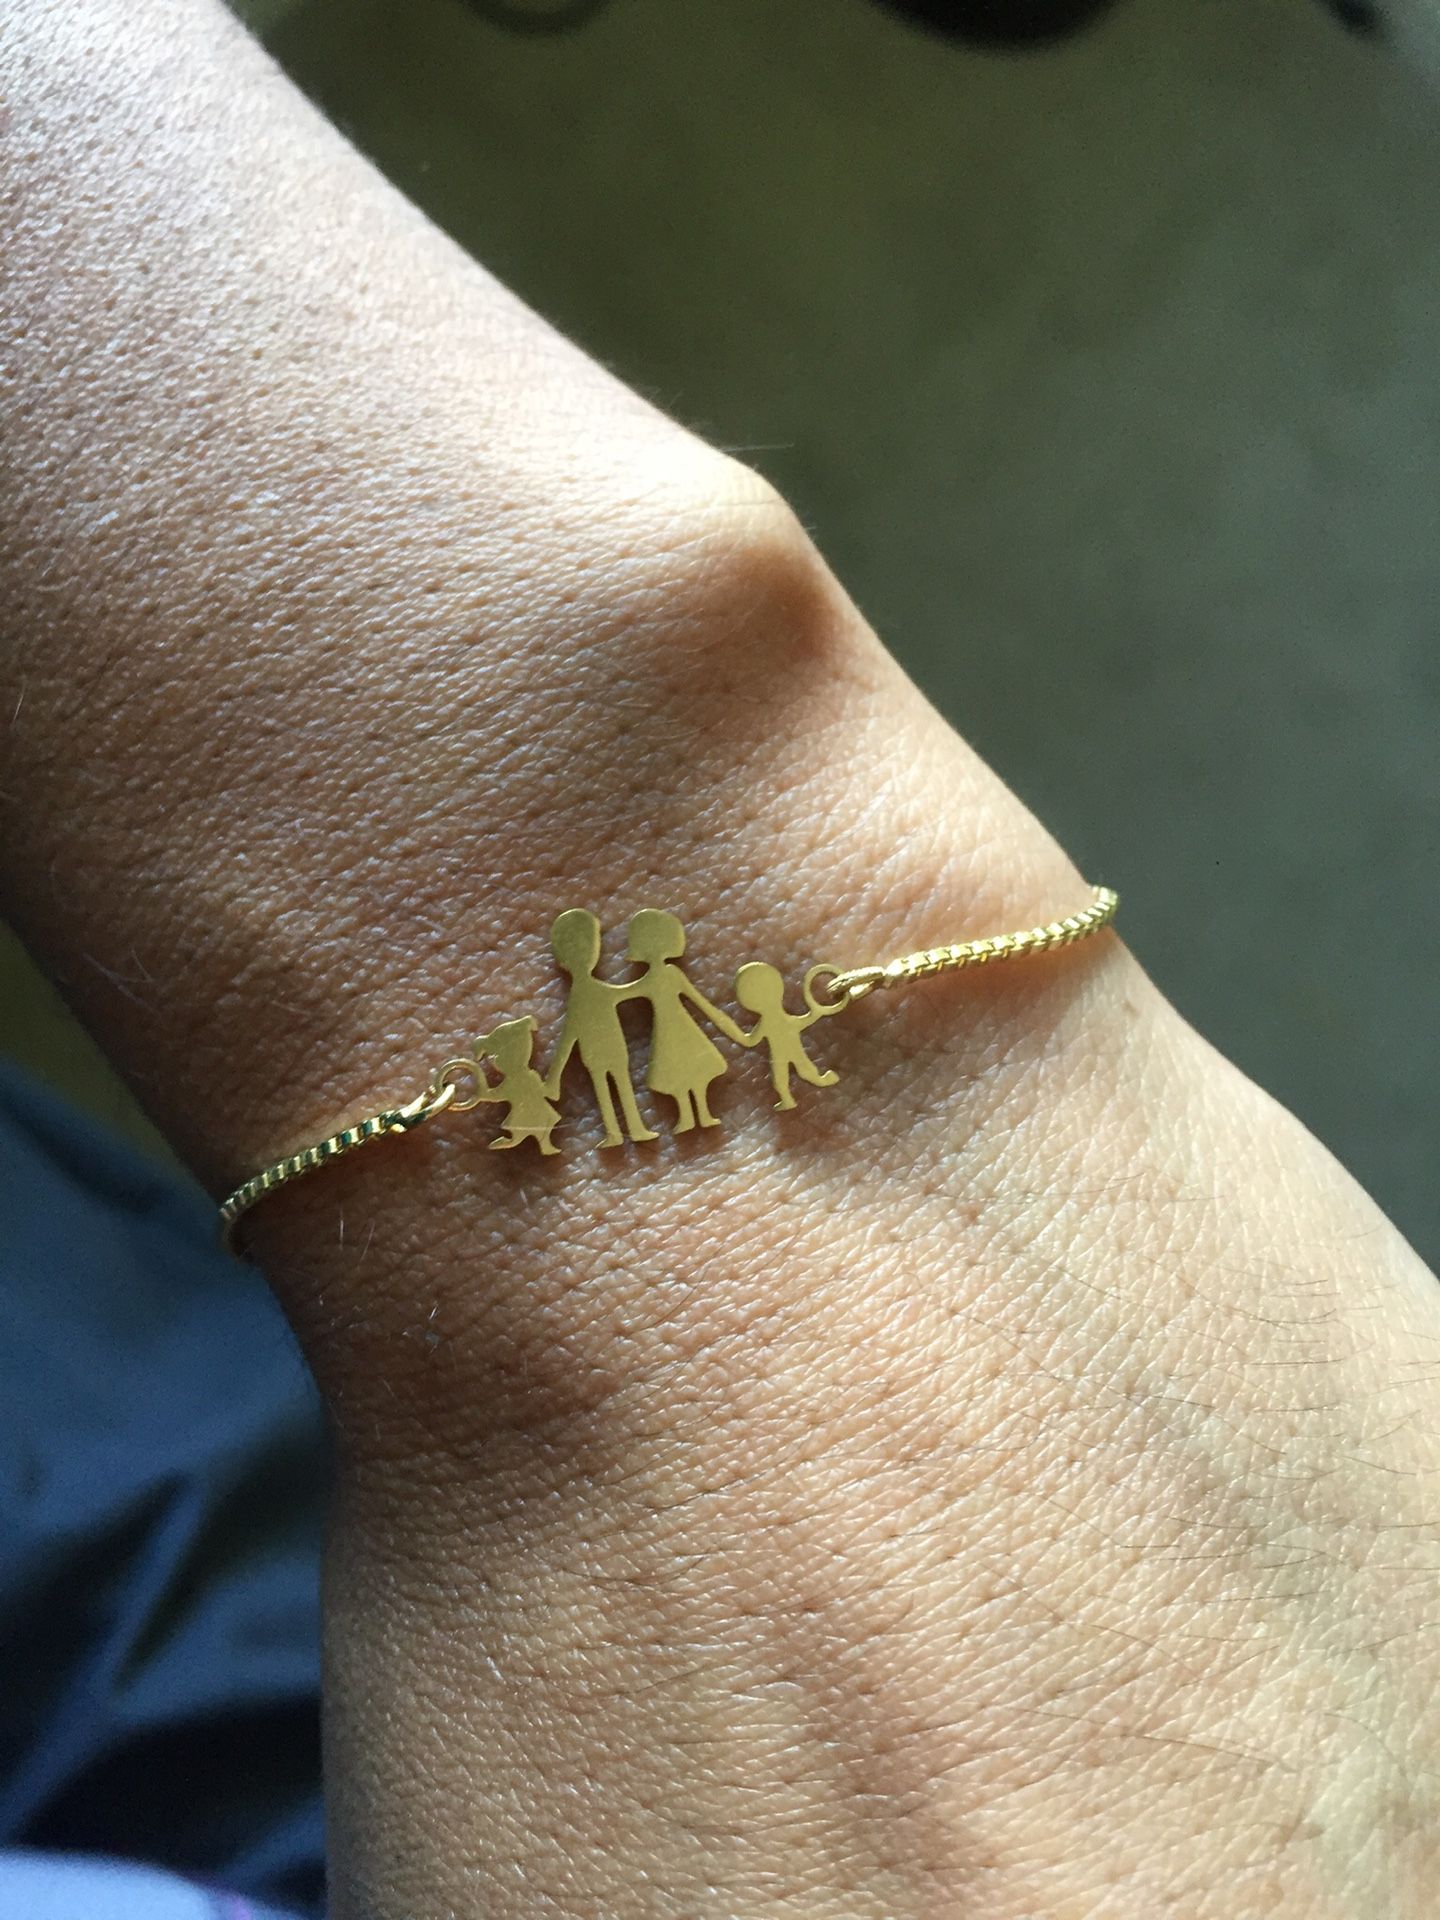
[803,964,858,1015]
[433,1056,487,1113]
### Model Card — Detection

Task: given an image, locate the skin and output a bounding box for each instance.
[2,3,1438,1914]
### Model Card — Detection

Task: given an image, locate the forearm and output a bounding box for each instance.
[0,0,1088,1355]
[0,0,835,1184]
[5,7,1439,1918]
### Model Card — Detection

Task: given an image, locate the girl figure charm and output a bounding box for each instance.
[472,1016,562,1154]
[734,962,844,1110]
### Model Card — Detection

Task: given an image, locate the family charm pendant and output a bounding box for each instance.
[218,886,1118,1246]
[432,908,845,1157]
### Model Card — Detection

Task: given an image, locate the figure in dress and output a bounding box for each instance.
[472,1016,562,1154]
[625,909,748,1133]
[734,962,842,1110]
[545,908,658,1147]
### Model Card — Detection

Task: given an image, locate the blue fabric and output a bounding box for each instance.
[0,1061,325,1917]
[0,1849,303,1920]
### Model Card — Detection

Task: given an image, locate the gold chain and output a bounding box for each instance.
[219,1081,457,1246]
[826,884,1119,1003]
[219,884,1117,1250]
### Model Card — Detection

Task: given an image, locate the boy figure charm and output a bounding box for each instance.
[734,962,844,1110]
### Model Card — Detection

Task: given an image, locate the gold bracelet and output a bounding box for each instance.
[219,884,1118,1249]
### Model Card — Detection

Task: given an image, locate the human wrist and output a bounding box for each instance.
[1,0,869,1194]
[2,436,810,1178]
[224,489,1120,1430]
[0,0,1104,1312]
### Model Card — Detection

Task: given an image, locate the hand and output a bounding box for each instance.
[712,1008,752,1051]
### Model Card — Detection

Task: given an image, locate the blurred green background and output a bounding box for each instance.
[4,0,1436,1259]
